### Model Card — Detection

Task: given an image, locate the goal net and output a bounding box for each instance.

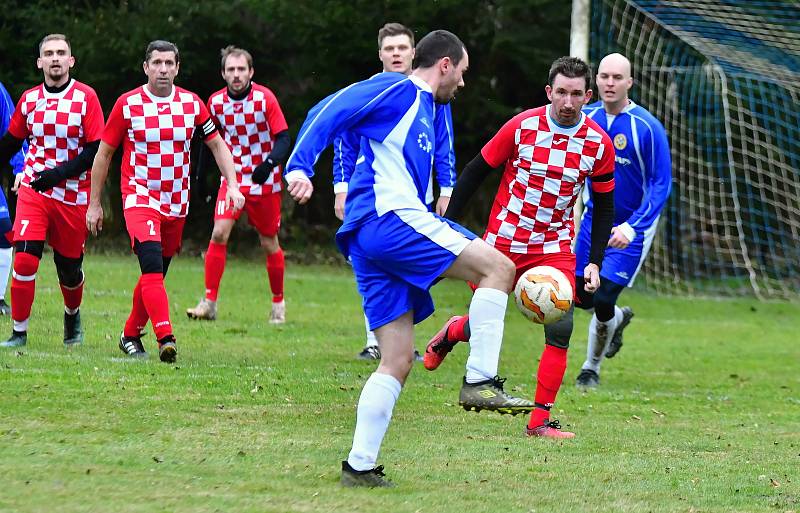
[589,0,800,299]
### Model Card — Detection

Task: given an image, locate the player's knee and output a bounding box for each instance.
[210,227,229,244]
[260,235,279,254]
[54,251,84,287]
[574,278,595,310]
[15,240,44,260]
[134,240,164,275]
[484,252,515,291]
[13,250,41,277]
[544,306,574,349]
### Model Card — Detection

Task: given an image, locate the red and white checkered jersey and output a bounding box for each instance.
[8,79,104,206]
[208,83,288,196]
[481,105,615,255]
[102,85,217,217]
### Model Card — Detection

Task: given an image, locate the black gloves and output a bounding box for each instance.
[30,167,67,192]
[251,156,277,185]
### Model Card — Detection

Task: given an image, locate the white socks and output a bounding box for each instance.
[347,372,402,471]
[0,247,11,301]
[581,306,622,373]
[465,287,508,383]
[364,314,378,348]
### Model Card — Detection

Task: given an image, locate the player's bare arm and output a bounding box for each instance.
[86,141,115,236]
[205,135,244,211]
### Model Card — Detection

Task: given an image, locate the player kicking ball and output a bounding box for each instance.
[425,56,617,439]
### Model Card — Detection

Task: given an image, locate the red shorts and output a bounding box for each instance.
[13,185,87,258]
[123,207,186,258]
[214,184,281,237]
[507,252,577,300]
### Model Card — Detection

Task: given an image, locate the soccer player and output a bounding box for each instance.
[185,46,291,323]
[0,34,104,348]
[0,81,28,316]
[286,30,533,487]
[574,53,672,388]
[425,56,617,439]
[332,23,456,360]
[86,40,245,363]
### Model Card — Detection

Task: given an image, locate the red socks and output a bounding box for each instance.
[529,344,568,428]
[139,273,172,340]
[10,252,39,324]
[60,274,84,312]
[266,249,284,303]
[447,315,471,342]
[124,278,148,338]
[204,241,227,301]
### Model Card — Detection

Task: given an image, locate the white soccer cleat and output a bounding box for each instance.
[269,300,286,324]
[186,298,217,321]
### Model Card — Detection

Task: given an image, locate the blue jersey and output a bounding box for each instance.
[0,82,26,175]
[332,94,455,205]
[582,100,671,237]
[287,72,443,254]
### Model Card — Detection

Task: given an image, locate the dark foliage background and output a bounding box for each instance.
[0,0,570,256]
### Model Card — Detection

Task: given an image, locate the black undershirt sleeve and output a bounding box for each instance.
[53,140,100,179]
[588,187,615,266]
[251,130,291,184]
[443,153,494,221]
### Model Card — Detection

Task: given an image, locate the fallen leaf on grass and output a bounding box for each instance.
[770,478,780,487]
[651,408,666,416]
[632,415,641,421]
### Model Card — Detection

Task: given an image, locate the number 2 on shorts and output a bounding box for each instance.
[146,219,155,236]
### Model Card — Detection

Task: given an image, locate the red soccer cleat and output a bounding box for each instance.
[525,419,575,439]
[423,315,463,371]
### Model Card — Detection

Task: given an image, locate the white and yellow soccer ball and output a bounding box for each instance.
[513,266,573,325]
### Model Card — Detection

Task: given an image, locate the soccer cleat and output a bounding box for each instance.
[357,345,381,360]
[525,418,576,439]
[0,299,10,315]
[119,332,147,358]
[423,315,463,371]
[63,311,83,346]
[0,330,27,348]
[575,368,600,389]
[605,306,634,359]
[158,336,177,363]
[340,460,395,488]
[458,376,534,415]
[269,300,285,324]
[186,298,217,321]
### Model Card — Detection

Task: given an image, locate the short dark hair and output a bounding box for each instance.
[145,40,180,63]
[378,23,415,48]
[220,45,253,70]
[39,34,71,54]
[548,56,591,90]
[413,30,465,70]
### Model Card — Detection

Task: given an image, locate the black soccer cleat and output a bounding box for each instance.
[458,376,534,415]
[63,311,83,346]
[158,336,177,363]
[0,330,27,348]
[575,368,600,389]
[0,299,10,316]
[605,306,634,359]
[340,460,395,488]
[119,332,148,358]
[357,345,381,360]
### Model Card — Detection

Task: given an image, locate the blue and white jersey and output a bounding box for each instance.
[287,72,443,253]
[332,96,455,205]
[582,100,671,239]
[0,81,27,175]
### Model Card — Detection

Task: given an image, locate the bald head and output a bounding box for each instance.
[596,53,633,113]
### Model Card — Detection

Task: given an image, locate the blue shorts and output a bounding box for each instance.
[575,217,654,287]
[345,209,476,331]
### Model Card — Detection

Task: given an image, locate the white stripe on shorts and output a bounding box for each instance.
[393,209,471,256]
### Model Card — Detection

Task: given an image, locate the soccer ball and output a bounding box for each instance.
[513,266,573,325]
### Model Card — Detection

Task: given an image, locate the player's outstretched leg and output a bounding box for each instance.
[527,308,575,438]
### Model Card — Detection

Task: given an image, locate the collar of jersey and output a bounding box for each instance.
[142,84,175,102]
[546,104,585,133]
[408,74,432,93]
[42,79,74,99]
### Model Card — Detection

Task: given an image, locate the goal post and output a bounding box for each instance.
[584,0,800,299]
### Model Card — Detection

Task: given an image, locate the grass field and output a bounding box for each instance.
[0,253,798,513]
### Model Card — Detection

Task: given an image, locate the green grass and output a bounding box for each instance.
[0,254,798,513]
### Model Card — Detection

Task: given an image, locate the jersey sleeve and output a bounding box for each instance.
[433,103,456,193]
[332,131,359,192]
[626,118,672,233]
[195,96,218,142]
[589,133,615,194]
[83,89,105,142]
[263,87,289,135]
[101,96,128,149]
[480,113,522,168]
[285,75,413,179]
